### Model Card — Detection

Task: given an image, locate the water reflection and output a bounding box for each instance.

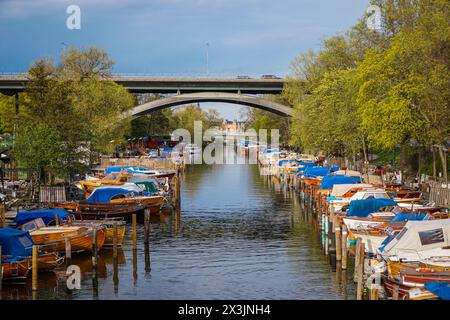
[1,151,355,300]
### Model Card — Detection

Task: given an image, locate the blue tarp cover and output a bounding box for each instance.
[346,198,397,217]
[278,159,300,166]
[319,174,362,189]
[330,165,340,172]
[105,166,150,174]
[302,166,330,178]
[85,187,139,203]
[15,209,71,227]
[424,282,450,300]
[0,228,34,258]
[389,213,427,222]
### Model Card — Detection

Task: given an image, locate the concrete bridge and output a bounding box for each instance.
[132,92,293,117]
[0,75,292,116]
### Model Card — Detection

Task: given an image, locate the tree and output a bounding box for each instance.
[13,47,135,180]
[0,94,15,134]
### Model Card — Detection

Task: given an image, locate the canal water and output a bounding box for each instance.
[1,155,356,300]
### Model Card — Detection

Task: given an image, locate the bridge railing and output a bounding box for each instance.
[0,72,285,80]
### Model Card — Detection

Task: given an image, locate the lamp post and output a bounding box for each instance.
[206,42,210,76]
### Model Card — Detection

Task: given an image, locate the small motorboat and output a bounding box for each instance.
[0,228,63,281]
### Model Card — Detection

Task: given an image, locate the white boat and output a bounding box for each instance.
[380,219,450,262]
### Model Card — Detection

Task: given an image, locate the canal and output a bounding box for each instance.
[1,155,356,300]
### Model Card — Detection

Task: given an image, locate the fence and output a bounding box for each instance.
[428,181,450,207]
[100,157,178,171]
[39,185,66,203]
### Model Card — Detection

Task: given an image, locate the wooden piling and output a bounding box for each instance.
[0,245,3,291]
[32,245,38,291]
[0,204,5,228]
[92,228,98,269]
[370,284,379,300]
[65,237,72,268]
[132,214,137,250]
[144,208,151,272]
[113,222,118,261]
[55,213,59,226]
[144,209,150,245]
[392,284,399,300]
[335,218,342,262]
[341,224,348,270]
[356,240,365,300]
[354,237,362,282]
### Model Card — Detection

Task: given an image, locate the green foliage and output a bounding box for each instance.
[14,123,64,169]
[284,0,449,176]
[11,47,135,178]
[0,94,15,134]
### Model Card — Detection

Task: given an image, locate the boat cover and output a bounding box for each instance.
[85,187,139,203]
[0,228,34,257]
[319,174,362,189]
[346,198,397,217]
[389,213,427,222]
[278,159,300,167]
[382,219,450,258]
[424,282,450,300]
[134,181,159,193]
[330,183,374,197]
[333,170,362,177]
[302,166,330,178]
[15,208,71,227]
[105,166,152,174]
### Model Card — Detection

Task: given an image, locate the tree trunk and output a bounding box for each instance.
[438,147,448,185]
[361,135,368,174]
[417,146,422,182]
[432,146,437,180]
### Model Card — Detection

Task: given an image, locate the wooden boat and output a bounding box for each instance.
[405,287,439,300]
[350,230,388,255]
[387,259,419,277]
[419,257,450,271]
[0,227,63,280]
[383,275,416,300]
[19,219,106,253]
[69,220,126,246]
[1,258,30,280]
[400,268,450,286]
[54,186,164,217]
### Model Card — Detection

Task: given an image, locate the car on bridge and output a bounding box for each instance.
[261,74,281,79]
[236,75,252,79]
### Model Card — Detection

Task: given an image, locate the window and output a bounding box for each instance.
[396,227,408,240]
[418,228,445,246]
[18,235,33,248]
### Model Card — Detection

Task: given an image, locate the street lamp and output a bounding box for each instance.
[206,42,210,76]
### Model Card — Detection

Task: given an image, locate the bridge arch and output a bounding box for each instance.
[131,92,293,117]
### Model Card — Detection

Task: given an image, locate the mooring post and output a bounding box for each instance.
[144,209,150,245]
[132,214,137,250]
[0,204,5,228]
[32,245,38,291]
[392,284,399,300]
[354,237,362,282]
[370,283,379,300]
[176,169,181,209]
[341,224,348,270]
[65,237,72,268]
[113,222,118,261]
[356,241,365,300]
[335,217,342,262]
[0,245,3,292]
[92,228,98,269]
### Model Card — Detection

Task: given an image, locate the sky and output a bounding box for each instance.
[0,0,370,119]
